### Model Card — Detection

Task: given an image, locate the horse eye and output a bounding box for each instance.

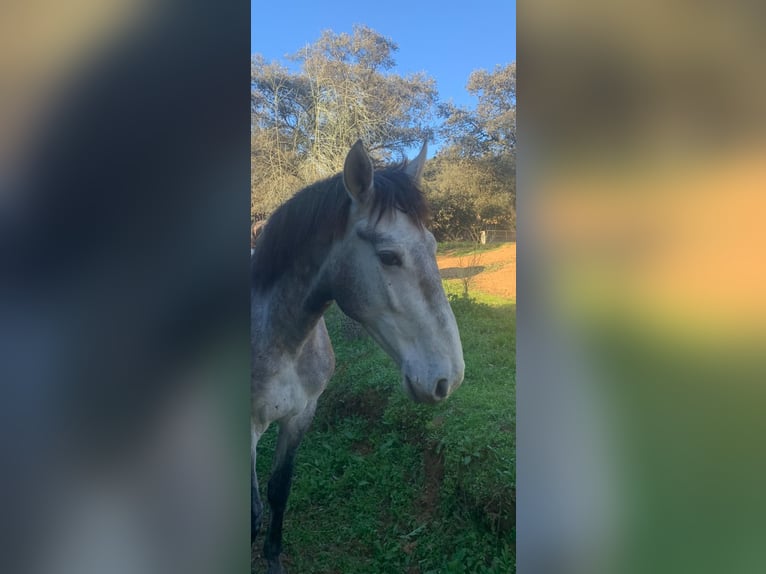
[377,251,402,266]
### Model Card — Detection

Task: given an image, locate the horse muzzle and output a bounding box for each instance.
[403,364,464,404]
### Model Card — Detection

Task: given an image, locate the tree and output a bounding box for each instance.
[251,55,310,217]
[425,63,516,239]
[424,154,515,241]
[251,26,438,219]
[439,63,516,159]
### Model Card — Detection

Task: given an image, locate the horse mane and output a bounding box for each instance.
[252,163,429,292]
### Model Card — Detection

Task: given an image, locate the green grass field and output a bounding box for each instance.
[254,280,515,573]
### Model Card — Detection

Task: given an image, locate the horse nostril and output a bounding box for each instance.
[434,378,449,399]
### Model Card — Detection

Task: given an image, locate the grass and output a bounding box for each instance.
[254,282,515,573]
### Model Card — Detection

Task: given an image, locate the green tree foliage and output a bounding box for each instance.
[440,63,516,158]
[425,63,516,240]
[425,153,515,241]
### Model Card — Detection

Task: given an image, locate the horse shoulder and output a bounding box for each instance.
[296,317,335,395]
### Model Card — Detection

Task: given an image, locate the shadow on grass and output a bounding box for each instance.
[439,265,485,279]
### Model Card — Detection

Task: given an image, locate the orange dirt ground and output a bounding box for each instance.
[436,243,516,300]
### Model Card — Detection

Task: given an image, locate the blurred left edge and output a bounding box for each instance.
[0,2,251,574]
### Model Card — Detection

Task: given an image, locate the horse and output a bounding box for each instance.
[251,140,465,573]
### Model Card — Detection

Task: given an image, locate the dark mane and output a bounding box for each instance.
[252,163,428,292]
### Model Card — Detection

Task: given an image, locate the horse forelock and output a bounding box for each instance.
[251,163,428,293]
[369,164,429,228]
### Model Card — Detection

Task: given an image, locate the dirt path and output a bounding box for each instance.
[437,243,516,300]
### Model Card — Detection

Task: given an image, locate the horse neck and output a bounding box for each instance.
[261,244,334,354]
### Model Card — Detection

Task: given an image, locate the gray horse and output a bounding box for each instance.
[251,140,464,573]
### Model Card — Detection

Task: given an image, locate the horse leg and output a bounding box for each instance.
[263,401,317,574]
[251,425,263,544]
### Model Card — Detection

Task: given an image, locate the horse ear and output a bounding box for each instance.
[404,141,428,185]
[343,139,374,203]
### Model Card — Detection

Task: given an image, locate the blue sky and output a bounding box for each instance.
[251,0,516,112]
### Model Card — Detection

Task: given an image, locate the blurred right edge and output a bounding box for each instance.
[517,2,766,574]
